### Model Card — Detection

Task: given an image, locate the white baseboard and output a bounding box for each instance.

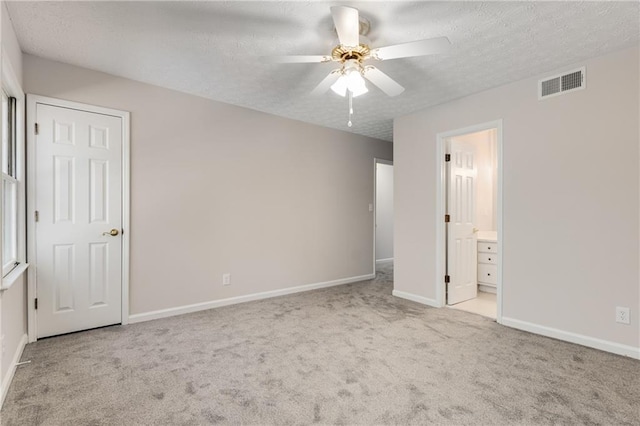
[375,258,394,265]
[1,333,28,408]
[501,317,640,360]
[392,290,441,308]
[129,273,375,324]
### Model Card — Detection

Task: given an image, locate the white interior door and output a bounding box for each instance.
[35,103,123,338]
[447,138,478,305]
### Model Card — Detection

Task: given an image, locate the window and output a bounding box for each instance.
[2,91,18,277]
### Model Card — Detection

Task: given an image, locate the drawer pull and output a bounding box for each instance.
[487,247,491,250]
[488,258,492,261]
[487,273,491,276]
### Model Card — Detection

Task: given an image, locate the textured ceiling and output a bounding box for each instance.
[7,1,640,141]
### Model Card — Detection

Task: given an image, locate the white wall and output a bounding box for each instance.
[23,54,393,316]
[375,162,393,262]
[394,46,639,355]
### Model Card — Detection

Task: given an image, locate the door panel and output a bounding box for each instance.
[53,243,75,312]
[36,103,122,338]
[89,242,109,307]
[53,156,75,223]
[447,139,478,305]
[89,159,109,223]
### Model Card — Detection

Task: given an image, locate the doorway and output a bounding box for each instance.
[374,159,393,276]
[27,95,130,341]
[436,120,502,321]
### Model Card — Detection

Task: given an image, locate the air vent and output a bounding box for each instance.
[538,67,585,100]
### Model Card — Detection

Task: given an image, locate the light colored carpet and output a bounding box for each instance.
[2,263,639,425]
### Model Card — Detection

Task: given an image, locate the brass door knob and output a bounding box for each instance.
[103,229,119,236]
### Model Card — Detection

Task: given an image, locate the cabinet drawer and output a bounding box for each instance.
[478,263,497,285]
[478,242,498,254]
[478,252,497,265]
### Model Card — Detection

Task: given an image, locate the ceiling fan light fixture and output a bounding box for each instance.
[331,61,368,97]
[330,76,348,97]
[346,71,368,96]
[330,72,368,97]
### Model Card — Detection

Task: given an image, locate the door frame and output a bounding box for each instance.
[435,119,503,323]
[26,95,131,342]
[373,158,393,274]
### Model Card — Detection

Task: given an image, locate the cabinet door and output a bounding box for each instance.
[478,252,497,265]
[478,242,497,253]
[478,263,497,285]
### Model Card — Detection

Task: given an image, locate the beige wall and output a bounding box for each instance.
[394,46,639,350]
[1,275,26,381]
[23,54,392,315]
[0,2,28,404]
[2,2,21,87]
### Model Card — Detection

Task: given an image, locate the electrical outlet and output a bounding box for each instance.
[615,307,630,324]
[222,273,231,286]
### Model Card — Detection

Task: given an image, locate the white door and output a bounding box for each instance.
[447,139,478,305]
[35,103,123,338]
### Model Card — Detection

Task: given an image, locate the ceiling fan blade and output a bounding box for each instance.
[265,55,332,64]
[311,70,342,96]
[373,36,451,61]
[363,67,405,97]
[331,6,359,47]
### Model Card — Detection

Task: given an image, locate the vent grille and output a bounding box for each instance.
[541,77,561,97]
[539,67,585,99]
[561,71,582,91]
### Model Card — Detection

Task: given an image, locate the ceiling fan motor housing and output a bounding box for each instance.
[331,44,371,63]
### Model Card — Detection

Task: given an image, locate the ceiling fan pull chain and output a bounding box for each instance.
[347,90,353,127]
[349,89,354,114]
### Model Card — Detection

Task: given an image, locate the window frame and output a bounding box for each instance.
[0,54,27,287]
[2,92,18,276]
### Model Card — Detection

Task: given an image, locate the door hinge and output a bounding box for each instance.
[34,298,38,310]
[444,214,450,223]
[445,153,451,162]
[34,123,39,135]
[35,211,39,222]
[444,275,450,283]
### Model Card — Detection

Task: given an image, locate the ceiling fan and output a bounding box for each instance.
[270,5,451,126]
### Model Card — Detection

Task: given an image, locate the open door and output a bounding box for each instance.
[446,138,478,304]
